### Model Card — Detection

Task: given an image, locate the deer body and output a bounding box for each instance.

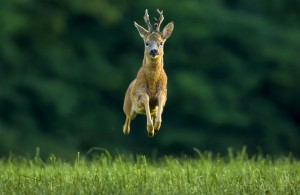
[123,9,174,136]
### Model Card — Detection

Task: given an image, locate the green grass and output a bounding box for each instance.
[0,148,299,194]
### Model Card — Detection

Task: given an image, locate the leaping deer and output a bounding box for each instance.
[123,9,174,137]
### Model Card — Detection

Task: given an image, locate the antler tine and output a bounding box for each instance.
[155,9,164,32]
[144,9,152,31]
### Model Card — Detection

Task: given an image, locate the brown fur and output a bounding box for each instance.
[123,9,174,136]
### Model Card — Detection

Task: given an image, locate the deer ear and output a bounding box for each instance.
[134,22,148,38]
[162,22,174,39]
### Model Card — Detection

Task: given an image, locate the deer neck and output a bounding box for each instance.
[143,56,164,83]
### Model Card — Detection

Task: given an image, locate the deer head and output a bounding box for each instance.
[134,9,174,59]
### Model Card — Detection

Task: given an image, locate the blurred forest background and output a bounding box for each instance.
[0,0,299,159]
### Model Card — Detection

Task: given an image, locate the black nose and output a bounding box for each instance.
[149,49,158,56]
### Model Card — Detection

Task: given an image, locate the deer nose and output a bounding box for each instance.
[149,49,158,56]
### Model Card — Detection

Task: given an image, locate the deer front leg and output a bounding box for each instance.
[154,91,166,133]
[138,94,155,136]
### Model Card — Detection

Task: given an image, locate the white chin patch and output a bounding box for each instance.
[150,54,158,59]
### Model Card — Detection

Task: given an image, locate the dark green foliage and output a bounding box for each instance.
[0,0,299,157]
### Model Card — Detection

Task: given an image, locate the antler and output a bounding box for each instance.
[155,9,164,32]
[144,9,152,31]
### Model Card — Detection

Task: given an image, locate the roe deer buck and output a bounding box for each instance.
[123,9,174,137]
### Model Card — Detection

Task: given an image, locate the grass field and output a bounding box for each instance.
[0,148,299,194]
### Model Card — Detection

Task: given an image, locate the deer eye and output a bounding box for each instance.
[145,42,149,46]
[160,42,163,46]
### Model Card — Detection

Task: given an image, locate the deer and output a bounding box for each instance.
[123,9,174,137]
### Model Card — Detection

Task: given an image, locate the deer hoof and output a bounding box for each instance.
[154,121,161,131]
[148,131,154,137]
[147,124,154,137]
[123,126,130,135]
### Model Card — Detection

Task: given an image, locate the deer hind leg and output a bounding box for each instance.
[138,94,154,137]
[154,92,166,133]
[151,113,157,133]
[123,82,134,135]
[123,117,131,135]
[123,110,137,135]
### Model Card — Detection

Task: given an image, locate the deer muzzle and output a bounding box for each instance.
[149,49,159,57]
